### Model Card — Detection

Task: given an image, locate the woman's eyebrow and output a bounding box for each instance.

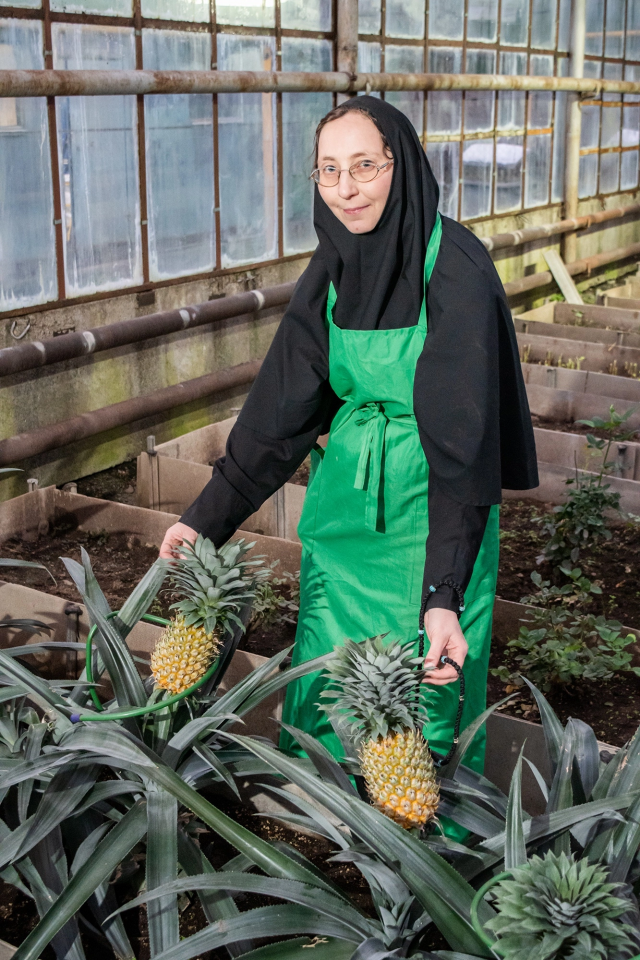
[319,151,376,162]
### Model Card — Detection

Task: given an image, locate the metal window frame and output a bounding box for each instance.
[1,0,640,316]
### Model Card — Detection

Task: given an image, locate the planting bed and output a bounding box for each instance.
[3,494,640,746]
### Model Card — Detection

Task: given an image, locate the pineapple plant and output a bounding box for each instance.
[151,535,266,695]
[320,635,439,830]
[484,851,638,960]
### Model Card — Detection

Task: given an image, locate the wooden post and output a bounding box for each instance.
[337,0,359,103]
[563,0,586,264]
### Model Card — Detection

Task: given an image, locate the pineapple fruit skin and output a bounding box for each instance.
[150,614,221,696]
[360,729,439,829]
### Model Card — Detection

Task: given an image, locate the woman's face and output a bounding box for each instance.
[316,111,393,234]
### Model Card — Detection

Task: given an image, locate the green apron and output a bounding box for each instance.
[281,213,500,777]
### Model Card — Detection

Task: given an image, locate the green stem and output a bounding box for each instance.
[469,871,511,957]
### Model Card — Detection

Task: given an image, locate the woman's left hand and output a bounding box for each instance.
[421,608,468,685]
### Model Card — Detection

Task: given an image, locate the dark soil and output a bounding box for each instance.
[74,459,138,505]
[497,498,640,628]
[531,413,640,437]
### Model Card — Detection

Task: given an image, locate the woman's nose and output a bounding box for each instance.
[337,169,358,199]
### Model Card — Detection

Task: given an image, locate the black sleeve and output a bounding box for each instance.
[180,254,339,546]
[422,475,490,614]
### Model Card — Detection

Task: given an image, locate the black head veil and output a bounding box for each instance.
[313,95,439,330]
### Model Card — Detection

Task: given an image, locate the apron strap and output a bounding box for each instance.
[354,402,388,532]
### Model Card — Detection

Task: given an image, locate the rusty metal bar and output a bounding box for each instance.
[481,201,640,252]
[563,0,586,263]
[0,282,293,377]
[4,70,640,97]
[503,241,640,297]
[0,359,262,466]
[336,0,358,104]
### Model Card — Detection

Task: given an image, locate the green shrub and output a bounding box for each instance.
[492,568,639,691]
[536,405,637,570]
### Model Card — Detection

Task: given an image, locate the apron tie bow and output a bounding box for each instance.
[354,402,388,532]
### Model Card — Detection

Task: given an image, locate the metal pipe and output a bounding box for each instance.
[337,0,358,104]
[503,241,640,297]
[2,204,640,379]
[0,359,262,466]
[2,70,640,98]
[563,0,586,264]
[3,244,640,466]
[0,283,293,377]
[481,202,640,252]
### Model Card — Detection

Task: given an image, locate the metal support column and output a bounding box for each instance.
[563,0,586,264]
[337,0,359,103]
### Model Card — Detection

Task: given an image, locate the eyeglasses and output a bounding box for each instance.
[310,159,394,187]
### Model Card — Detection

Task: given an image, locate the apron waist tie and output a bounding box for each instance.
[353,402,418,532]
[354,402,388,532]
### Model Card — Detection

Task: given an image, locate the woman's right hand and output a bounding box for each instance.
[159,522,198,560]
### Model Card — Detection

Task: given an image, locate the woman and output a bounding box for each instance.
[160,97,538,775]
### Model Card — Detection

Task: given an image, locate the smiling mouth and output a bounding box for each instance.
[342,205,369,215]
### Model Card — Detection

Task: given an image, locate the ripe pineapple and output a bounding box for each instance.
[320,635,439,830]
[151,535,265,696]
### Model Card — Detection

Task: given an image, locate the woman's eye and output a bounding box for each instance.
[321,164,338,174]
[356,160,376,170]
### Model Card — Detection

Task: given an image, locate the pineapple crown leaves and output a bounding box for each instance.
[169,535,268,637]
[484,851,638,960]
[319,635,428,744]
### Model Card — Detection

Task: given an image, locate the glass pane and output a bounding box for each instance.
[627,0,640,60]
[358,41,382,97]
[465,50,496,134]
[217,34,276,267]
[427,141,459,218]
[579,152,598,196]
[281,0,331,31]
[467,0,498,42]
[531,0,556,47]
[529,55,553,129]
[498,51,526,130]
[52,0,131,17]
[585,0,604,54]
[500,0,529,46]
[428,48,462,133]
[605,0,626,57]
[428,0,464,39]
[557,0,571,50]
[282,38,332,255]
[461,138,493,218]
[581,60,601,154]
[524,133,551,205]
[385,45,424,135]
[143,30,214,281]
[0,19,56,309]
[602,63,622,148]
[495,136,523,212]
[552,58,568,201]
[53,24,141,296]
[142,0,206,20]
[621,149,639,189]
[217,0,275,28]
[385,0,424,39]
[600,151,620,192]
[623,104,640,145]
[359,0,381,34]
[5,0,40,11]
